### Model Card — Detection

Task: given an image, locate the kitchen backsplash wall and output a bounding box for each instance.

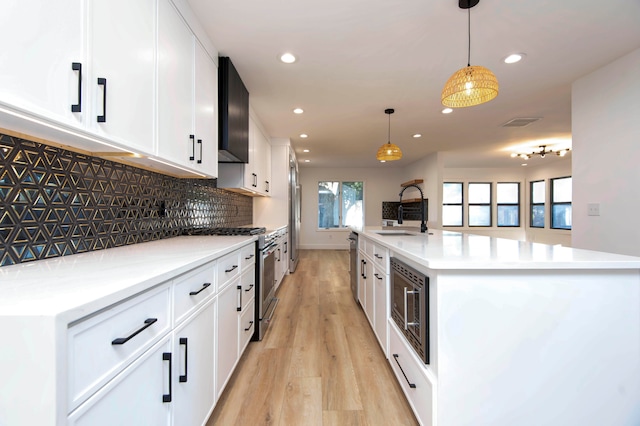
[0,133,252,267]
[382,200,428,221]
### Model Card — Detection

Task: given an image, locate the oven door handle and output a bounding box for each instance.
[404,288,420,330]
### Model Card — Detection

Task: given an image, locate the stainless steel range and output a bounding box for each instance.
[182,226,278,341]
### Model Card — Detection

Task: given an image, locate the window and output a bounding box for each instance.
[442,182,463,226]
[551,177,572,230]
[497,182,520,227]
[317,181,363,229]
[468,182,491,226]
[530,180,545,228]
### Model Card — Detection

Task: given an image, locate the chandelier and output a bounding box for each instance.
[511,145,571,160]
[376,108,402,161]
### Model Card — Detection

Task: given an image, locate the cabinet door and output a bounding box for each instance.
[87,0,155,152]
[365,262,375,328]
[0,0,83,126]
[193,40,218,177]
[157,0,195,168]
[216,280,240,398]
[373,265,388,356]
[244,117,258,190]
[173,300,216,426]
[358,253,367,308]
[68,338,172,426]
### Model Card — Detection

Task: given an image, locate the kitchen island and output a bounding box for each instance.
[356,227,640,426]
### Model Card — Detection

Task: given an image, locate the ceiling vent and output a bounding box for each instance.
[501,117,541,128]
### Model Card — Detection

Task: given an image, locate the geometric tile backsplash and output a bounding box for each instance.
[0,133,253,267]
[382,200,428,221]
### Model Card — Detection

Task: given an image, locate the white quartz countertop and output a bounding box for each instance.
[0,236,256,320]
[361,227,640,270]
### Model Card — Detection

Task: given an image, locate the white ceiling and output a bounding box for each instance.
[186,0,640,169]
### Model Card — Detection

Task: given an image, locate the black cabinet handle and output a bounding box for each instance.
[265,181,269,193]
[393,354,416,389]
[244,254,254,260]
[111,318,157,345]
[97,77,107,122]
[237,285,242,312]
[374,273,383,280]
[375,254,383,259]
[245,284,254,292]
[189,134,195,161]
[189,282,211,296]
[71,62,82,112]
[363,259,367,279]
[179,338,188,383]
[244,320,254,331]
[284,242,288,254]
[163,352,172,402]
[252,173,257,187]
[277,248,281,262]
[197,139,202,164]
[225,265,238,273]
[360,259,364,278]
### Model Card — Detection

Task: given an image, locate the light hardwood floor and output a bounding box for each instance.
[207,249,418,426]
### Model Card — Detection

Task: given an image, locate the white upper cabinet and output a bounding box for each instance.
[86,0,156,154]
[157,0,218,177]
[0,0,84,126]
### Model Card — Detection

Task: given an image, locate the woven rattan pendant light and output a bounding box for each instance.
[376,108,402,161]
[441,0,498,108]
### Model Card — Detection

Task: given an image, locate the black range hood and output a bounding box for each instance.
[218,56,249,163]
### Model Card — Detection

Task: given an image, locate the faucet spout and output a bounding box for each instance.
[398,184,427,233]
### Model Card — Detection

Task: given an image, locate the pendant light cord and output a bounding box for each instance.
[467,7,471,67]
[388,113,391,143]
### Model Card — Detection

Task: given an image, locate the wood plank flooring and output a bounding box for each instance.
[206,249,418,426]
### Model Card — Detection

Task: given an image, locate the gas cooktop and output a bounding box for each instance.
[182,227,266,236]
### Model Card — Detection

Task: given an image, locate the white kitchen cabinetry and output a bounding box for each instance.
[85,0,156,154]
[274,228,288,291]
[0,0,83,127]
[157,0,218,177]
[217,111,272,196]
[216,280,241,398]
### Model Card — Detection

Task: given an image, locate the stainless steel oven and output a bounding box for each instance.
[253,231,279,341]
[390,257,429,364]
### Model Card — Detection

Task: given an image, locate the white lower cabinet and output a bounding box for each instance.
[216,279,241,398]
[172,300,216,426]
[68,337,172,426]
[372,263,388,356]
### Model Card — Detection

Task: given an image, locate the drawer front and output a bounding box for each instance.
[239,299,255,355]
[240,266,256,310]
[173,261,216,326]
[388,322,434,426]
[217,249,241,290]
[240,242,257,271]
[68,284,171,412]
[371,243,389,273]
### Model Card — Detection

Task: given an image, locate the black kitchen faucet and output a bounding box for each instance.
[398,184,427,233]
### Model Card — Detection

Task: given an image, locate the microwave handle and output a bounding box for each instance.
[404,287,420,330]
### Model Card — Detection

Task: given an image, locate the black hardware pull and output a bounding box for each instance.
[244,254,254,260]
[97,77,107,122]
[237,285,242,311]
[179,338,188,383]
[284,242,287,254]
[363,259,367,279]
[265,181,269,193]
[189,135,195,161]
[189,282,211,296]
[245,284,254,292]
[252,173,257,187]
[162,352,172,402]
[225,265,238,273]
[277,248,281,262]
[197,139,202,164]
[393,354,416,389]
[244,320,254,331]
[375,254,383,259]
[374,273,383,280]
[360,259,364,278]
[111,318,157,345]
[71,62,82,112]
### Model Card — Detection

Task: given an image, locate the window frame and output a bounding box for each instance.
[442,182,463,227]
[317,180,364,230]
[529,180,546,228]
[468,182,492,227]
[496,182,520,227]
[550,176,572,230]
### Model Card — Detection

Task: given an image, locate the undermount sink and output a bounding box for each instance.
[373,230,417,236]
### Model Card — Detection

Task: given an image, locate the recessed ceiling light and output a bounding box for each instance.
[413,134,422,138]
[300,133,308,138]
[304,159,310,162]
[380,160,386,163]
[303,149,309,153]
[280,53,297,64]
[442,108,453,114]
[293,108,304,114]
[504,53,525,64]
[521,163,528,166]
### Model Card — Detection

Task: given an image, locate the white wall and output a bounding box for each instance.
[572,48,640,256]
[299,167,404,249]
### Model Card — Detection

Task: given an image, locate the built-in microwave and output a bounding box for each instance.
[390,257,429,364]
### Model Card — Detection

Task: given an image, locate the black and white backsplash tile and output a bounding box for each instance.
[0,133,253,267]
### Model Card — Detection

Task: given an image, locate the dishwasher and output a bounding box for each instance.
[348,231,358,302]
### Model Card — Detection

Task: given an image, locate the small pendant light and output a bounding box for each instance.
[376,108,402,161]
[441,0,499,108]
